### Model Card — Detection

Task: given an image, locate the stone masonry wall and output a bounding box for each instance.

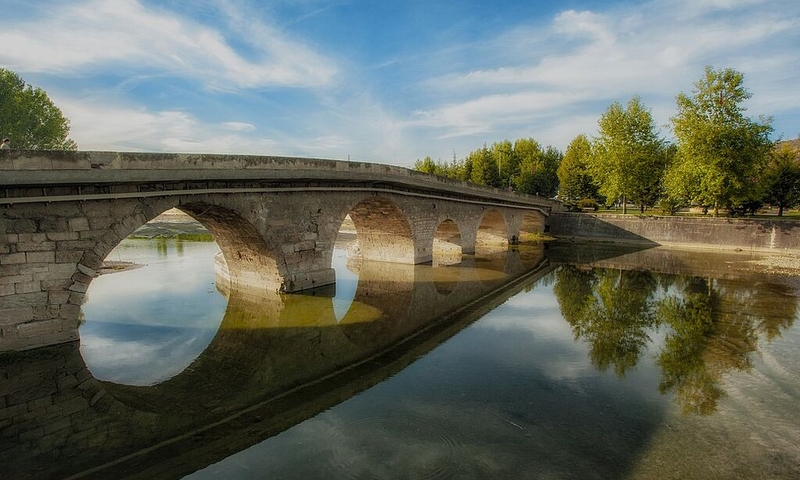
[549,213,800,252]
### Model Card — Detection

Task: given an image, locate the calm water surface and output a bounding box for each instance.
[11,237,800,479]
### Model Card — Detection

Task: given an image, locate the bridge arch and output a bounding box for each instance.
[432,218,462,266]
[476,209,509,253]
[345,196,415,264]
[517,210,547,241]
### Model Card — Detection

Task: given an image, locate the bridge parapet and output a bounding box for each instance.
[0,150,563,213]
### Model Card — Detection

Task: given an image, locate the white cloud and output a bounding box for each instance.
[411,0,800,151]
[0,0,337,89]
[221,122,257,132]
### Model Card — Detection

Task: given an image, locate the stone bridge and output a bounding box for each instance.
[1,151,562,352]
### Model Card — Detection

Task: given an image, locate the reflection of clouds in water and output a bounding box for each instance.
[80,325,218,385]
[80,239,226,385]
[87,242,222,304]
[332,247,358,321]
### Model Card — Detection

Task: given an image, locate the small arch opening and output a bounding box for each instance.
[518,211,547,243]
[433,218,463,267]
[476,209,509,255]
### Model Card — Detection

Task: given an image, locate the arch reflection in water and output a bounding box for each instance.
[80,238,227,385]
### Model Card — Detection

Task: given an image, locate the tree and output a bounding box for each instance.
[468,144,499,187]
[490,140,517,189]
[590,96,666,213]
[761,141,800,216]
[0,68,77,150]
[413,156,437,175]
[514,140,561,197]
[558,134,599,205]
[667,66,772,216]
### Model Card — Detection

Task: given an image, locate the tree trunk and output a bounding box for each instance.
[713,201,719,217]
[622,195,627,214]
[778,204,784,216]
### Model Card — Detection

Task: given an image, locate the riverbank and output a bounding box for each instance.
[549,212,800,254]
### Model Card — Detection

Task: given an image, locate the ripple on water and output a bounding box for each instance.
[322,413,473,480]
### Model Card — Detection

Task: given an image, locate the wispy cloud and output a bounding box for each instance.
[0,0,337,89]
[412,0,800,148]
[1,0,798,166]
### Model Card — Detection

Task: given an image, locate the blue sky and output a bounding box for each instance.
[2,0,799,167]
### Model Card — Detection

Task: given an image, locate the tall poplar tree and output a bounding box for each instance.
[667,66,772,216]
[558,134,598,204]
[590,96,666,213]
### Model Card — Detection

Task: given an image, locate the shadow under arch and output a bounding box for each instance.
[178,203,282,292]
[519,210,547,239]
[476,208,509,255]
[433,218,463,266]
[346,196,415,263]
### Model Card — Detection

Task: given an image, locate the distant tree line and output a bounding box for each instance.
[413,138,563,198]
[414,66,800,217]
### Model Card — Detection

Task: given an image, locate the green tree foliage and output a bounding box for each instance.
[490,140,517,189]
[411,138,562,196]
[514,140,561,196]
[590,96,666,213]
[557,134,599,205]
[412,156,438,175]
[0,68,77,150]
[667,66,773,216]
[468,144,499,187]
[761,142,800,216]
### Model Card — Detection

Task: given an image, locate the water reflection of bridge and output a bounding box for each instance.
[0,247,552,480]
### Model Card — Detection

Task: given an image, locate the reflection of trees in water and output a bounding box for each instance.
[553,266,798,415]
[555,266,657,377]
[656,276,798,415]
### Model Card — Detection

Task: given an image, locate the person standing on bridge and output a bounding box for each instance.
[0,138,10,150]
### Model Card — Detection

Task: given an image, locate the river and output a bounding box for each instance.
[2,232,799,479]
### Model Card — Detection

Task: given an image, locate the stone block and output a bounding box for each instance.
[0,253,26,265]
[76,264,96,277]
[46,232,80,242]
[17,320,62,338]
[0,308,34,325]
[48,291,71,305]
[15,282,42,295]
[68,217,89,232]
[0,284,15,296]
[16,241,56,253]
[56,375,79,392]
[25,252,55,264]
[42,417,72,436]
[59,304,80,318]
[8,219,37,234]
[70,272,92,285]
[295,240,315,252]
[47,263,79,280]
[37,218,68,233]
[68,282,88,294]
[55,251,83,264]
[67,292,85,305]
[17,233,48,243]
